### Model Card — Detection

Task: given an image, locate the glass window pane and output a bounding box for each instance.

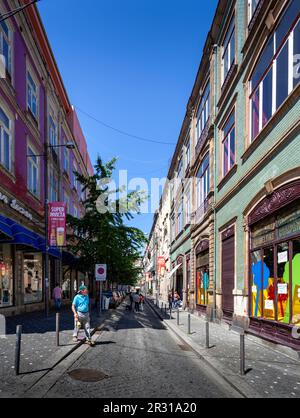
[24,253,43,304]
[276,0,300,51]
[294,20,300,88]
[251,251,262,318]
[277,242,290,323]
[230,129,235,168]
[278,203,300,239]
[251,36,274,91]
[262,68,273,126]
[263,247,275,320]
[0,244,13,307]
[223,138,229,175]
[0,107,9,128]
[224,112,235,137]
[276,43,289,109]
[3,131,9,169]
[251,218,276,249]
[251,88,260,140]
[292,240,300,325]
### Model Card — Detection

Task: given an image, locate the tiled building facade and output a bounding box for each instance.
[146,0,300,349]
[0,1,93,316]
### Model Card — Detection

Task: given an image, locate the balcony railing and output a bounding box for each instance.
[192,197,209,225]
[195,118,210,158]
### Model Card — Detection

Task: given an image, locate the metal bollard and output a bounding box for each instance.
[177,309,180,326]
[240,333,245,376]
[15,325,22,376]
[170,307,173,319]
[56,312,60,347]
[205,321,209,349]
[165,304,167,316]
[188,314,191,335]
[161,302,163,312]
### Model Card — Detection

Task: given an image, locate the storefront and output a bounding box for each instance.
[195,240,209,313]
[248,180,300,348]
[0,207,61,315]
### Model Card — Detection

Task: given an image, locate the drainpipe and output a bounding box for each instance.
[212,44,218,315]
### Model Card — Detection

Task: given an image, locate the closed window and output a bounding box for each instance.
[27,72,38,119]
[49,115,57,148]
[222,17,235,84]
[64,191,70,214]
[64,146,69,174]
[0,18,12,78]
[222,112,235,176]
[176,200,183,235]
[185,140,190,168]
[49,170,58,202]
[73,161,78,189]
[249,0,300,142]
[196,82,210,140]
[197,153,210,210]
[0,106,12,171]
[27,146,39,196]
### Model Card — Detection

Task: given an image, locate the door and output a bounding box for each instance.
[222,229,235,317]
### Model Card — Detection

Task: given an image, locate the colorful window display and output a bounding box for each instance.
[24,253,43,304]
[0,244,13,307]
[250,203,300,326]
[196,249,209,306]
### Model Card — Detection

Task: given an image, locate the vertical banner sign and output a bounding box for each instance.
[157,257,166,276]
[95,264,107,281]
[48,203,67,247]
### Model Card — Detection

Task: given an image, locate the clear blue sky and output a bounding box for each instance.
[38,0,218,235]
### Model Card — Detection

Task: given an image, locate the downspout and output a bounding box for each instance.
[212,44,218,315]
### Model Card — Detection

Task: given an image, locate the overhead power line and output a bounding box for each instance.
[74,105,176,146]
[0,0,41,24]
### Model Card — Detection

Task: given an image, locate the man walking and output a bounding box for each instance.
[72,285,95,346]
[133,290,140,312]
[53,283,62,312]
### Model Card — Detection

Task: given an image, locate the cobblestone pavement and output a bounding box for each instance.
[0,305,108,395]
[150,298,300,399]
[42,302,240,398]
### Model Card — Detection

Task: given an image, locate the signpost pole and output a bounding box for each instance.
[99,281,103,316]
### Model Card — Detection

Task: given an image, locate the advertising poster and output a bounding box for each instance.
[48,202,67,247]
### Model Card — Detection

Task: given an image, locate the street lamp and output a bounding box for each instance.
[27,140,76,317]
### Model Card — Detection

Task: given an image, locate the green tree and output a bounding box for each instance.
[66,157,147,286]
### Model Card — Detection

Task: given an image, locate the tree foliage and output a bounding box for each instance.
[66,157,147,286]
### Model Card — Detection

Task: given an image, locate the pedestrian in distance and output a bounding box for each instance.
[133,290,140,312]
[72,285,95,346]
[53,283,62,312]
[139,293,145,312]
[168,291,173,310]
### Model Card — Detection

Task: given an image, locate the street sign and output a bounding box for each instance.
[95,264,107,281]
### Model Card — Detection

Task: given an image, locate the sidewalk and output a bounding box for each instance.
[148,298,300,398]
[0,306,110,397]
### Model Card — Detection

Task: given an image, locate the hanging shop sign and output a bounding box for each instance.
[48,202,66,247]
[157,256,166,276]
[0,191,33,221]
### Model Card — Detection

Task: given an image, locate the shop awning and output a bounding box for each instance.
[5,220,41,250]
[0,215,13,239]
[0,218,62,258]
[166,264,182,280]
[62,250,79,266]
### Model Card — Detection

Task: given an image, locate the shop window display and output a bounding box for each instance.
[250,202,300,325]
[24,253,43,304]
[0,244,13,307]
[62,268,71,299]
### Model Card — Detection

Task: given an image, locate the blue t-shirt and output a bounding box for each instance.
[73,294,89,313]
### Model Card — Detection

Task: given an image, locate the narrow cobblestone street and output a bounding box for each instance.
[30,302,242,398]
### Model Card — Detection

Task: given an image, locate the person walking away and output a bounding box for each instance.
[133,291,140,312]
[72,285,95,346]
[168,291,173,310]
[139,293,145,312]
[53,283,62,312]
